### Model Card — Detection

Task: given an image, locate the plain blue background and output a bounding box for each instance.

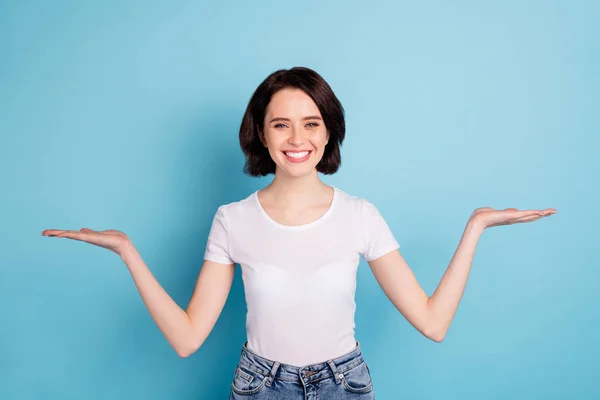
[1,1,598,399]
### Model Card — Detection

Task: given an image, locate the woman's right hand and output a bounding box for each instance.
[41,228,132,257]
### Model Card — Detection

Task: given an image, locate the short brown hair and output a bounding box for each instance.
[239,67,346,176]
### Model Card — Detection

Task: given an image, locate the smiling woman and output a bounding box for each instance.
[239,67,345,178]
[255,88,332,175]
[41,66,556,400]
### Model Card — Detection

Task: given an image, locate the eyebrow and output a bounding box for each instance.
[269,116,323,123]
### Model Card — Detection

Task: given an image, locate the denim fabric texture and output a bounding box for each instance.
[229,341,375,399]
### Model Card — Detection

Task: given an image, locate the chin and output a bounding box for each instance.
[275,161,318,178]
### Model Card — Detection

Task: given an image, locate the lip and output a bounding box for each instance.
[282,150,312,163]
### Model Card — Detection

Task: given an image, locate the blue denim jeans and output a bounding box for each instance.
[229,340,375,399]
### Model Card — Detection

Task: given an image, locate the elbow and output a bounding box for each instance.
[177,349,192,358]
[177,326,205,358]
[428,332,445,343]
[176,342,201,358]
[424,326,446,343]
[176,347,196,358]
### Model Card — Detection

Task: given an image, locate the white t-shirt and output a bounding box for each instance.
[203,186,400,366]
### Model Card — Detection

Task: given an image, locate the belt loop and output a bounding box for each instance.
[266,362,280,387]
[327,359,342,384]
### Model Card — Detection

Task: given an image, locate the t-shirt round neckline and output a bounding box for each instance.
[253,186,338,231]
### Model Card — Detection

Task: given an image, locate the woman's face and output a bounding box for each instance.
[259,88,329,178]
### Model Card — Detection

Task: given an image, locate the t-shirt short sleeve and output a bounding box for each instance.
[204,206,235,265]
[361,199,400,262]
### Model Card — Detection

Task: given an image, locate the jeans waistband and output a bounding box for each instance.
[237,340,365,385]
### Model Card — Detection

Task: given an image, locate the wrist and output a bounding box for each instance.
[119,241,138,263]
[466,217,486,236]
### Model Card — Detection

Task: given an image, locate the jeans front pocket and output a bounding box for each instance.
[231,364,269,396]
[340,361,373,394]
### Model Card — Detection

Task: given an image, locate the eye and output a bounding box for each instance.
[273,122,319,128]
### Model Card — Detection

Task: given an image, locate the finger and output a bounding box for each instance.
[532,209,556,217]
[513,214,544,223]
[523,209,557,217]
[487,214,543,227]
[56,231,93,242]
[512,212,556,224]
[54,231,78,238]
[42,229,69,236]
[43,228,97,237]
[512,210,545,218]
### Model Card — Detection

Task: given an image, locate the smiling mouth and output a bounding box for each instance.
[283,150,312,163]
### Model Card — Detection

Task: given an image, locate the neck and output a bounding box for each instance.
[262,169,329,207]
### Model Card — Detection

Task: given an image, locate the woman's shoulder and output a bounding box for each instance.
[212,190,257,217]
[333,186,389,222]
[218,191,254,208]
[333,186,369,209]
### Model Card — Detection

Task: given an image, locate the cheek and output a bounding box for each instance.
[264,134,282,150]
[311,130,329,145]
[317,135,329,149]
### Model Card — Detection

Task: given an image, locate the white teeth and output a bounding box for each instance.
[285,151,309,159]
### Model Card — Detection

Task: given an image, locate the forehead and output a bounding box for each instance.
[266,88,321,118]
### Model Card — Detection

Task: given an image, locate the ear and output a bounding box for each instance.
[257,125,267,147]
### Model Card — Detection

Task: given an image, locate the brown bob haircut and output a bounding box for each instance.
[239,67,346,177]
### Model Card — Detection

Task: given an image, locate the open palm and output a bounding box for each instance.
[41,228,131,256]
[471,207,557,229]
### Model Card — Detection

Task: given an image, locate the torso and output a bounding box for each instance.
[203,186,400,366]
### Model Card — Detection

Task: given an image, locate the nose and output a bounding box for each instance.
[288,127,305,146]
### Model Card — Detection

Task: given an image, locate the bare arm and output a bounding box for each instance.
[42,227,237,358]
[120,244,235,357]
[368,207,555,342]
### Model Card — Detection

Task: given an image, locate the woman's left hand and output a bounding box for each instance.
[469,207,557,230]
